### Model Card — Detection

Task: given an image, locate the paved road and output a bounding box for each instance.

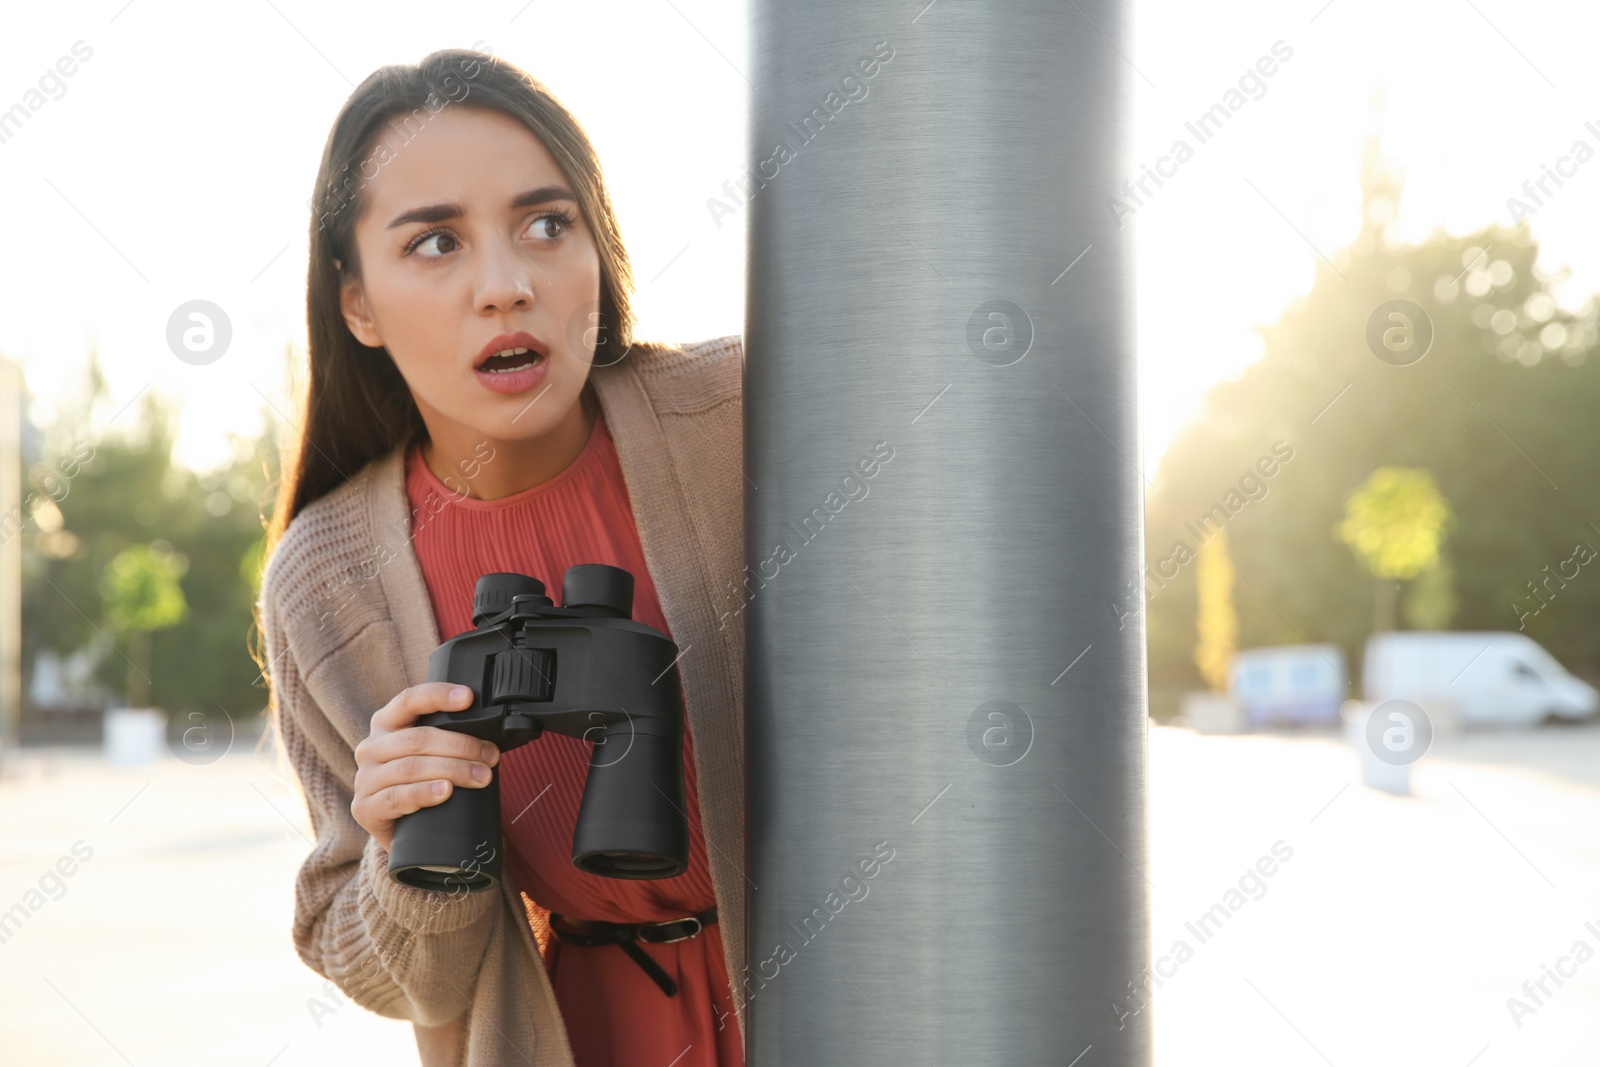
[1148,719,1600,1066]
[0,732,421,1067]
[2,720,1597,1065]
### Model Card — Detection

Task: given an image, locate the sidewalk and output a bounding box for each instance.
[0,737,421,1067]
[4,721,1599,1065]
[1147,720,1600,1066]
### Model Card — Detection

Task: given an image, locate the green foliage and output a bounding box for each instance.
[99,543,189,635]
[1145,140,1600,691]
[20,353,278,719]
[1335,466,1455,581]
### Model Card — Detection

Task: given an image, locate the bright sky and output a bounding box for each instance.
[1,0,1594,474]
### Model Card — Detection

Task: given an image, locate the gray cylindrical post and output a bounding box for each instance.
[743,3,1148,1064]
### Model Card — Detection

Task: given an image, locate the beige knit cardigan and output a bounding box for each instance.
[258,335,747,1067]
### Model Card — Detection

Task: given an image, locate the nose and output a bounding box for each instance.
[474,237,538,314]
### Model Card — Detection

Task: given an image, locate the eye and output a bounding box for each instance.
[527,208,577,241]
[402,209,577,260]
[404,226,460,258]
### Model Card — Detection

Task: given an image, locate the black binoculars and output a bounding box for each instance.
[387,564,690,893]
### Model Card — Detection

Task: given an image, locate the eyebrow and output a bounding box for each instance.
[386,186,578,229]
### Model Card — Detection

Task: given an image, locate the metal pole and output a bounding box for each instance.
[743,3,1149,1063]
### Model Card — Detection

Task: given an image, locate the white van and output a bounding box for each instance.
[1362,631,1598,728]
[1229,644,1348,727]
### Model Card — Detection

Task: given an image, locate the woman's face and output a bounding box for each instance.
[338,105,603,448]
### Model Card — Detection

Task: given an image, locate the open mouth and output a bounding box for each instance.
[477,347,545,373]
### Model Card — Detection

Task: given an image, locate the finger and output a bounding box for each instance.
[371,778,457,822]
[371,682,475,732]
[366,753,494,795]
[368,725,499,767]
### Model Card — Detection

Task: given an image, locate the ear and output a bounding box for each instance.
[339,271,384,348]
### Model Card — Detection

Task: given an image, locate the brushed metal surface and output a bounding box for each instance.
[743,2,1149,1064]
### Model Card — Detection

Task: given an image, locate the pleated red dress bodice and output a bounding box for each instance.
[404,409,744,1067]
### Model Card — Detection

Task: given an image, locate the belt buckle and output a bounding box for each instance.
[640,915,702,944]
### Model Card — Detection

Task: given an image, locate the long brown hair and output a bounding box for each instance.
[270,47,635,556]
[249,48,635,706]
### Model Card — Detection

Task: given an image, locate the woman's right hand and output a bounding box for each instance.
[351,682,500,853]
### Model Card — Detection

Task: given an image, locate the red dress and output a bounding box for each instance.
[404,409,744,1067]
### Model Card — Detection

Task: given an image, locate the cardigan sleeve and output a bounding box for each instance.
[262,580,504,1027]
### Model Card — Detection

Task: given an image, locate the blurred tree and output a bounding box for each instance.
[1402,551,1459,631]
[1194,527,1237,691]
[1334,466,1456,633]
[21,350,279,724]
[99,542,189,707]
[1144,132,1600,702]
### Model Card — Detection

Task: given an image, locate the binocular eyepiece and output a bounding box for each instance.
[387,563,691,893]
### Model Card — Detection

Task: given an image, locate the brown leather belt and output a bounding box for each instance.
[547,906,718,997]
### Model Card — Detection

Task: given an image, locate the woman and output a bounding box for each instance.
[254,48,748,1067]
